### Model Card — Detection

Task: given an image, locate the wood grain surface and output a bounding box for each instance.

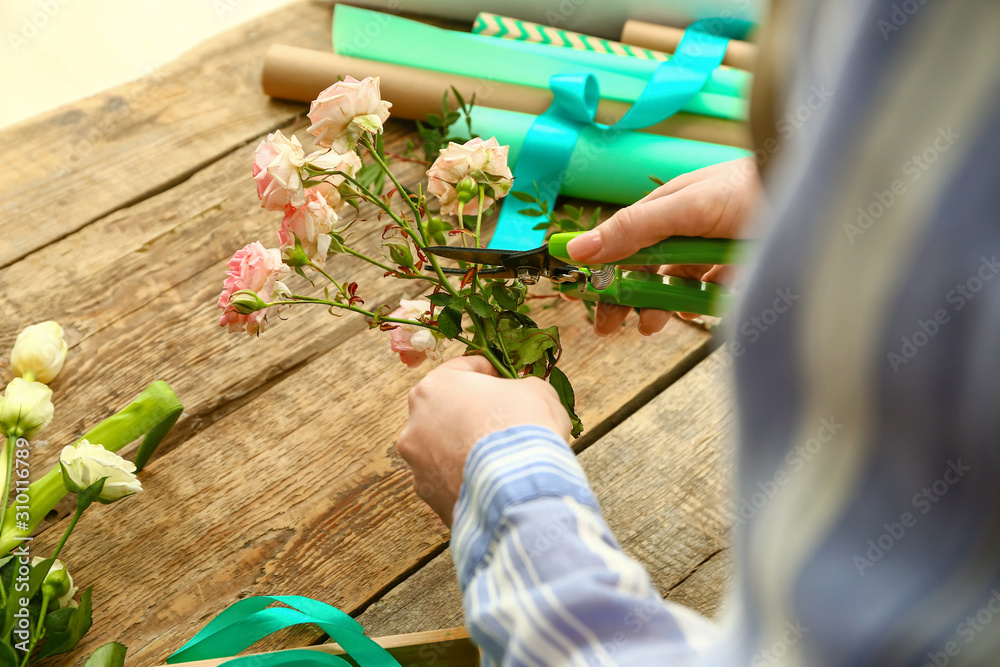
[0,2,737,665]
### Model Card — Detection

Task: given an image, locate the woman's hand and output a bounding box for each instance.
[396,355,571,526]
[567,157,761,336]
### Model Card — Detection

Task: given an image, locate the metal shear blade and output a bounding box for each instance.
[423,245,575,284]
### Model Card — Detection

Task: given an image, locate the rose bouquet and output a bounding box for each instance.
[0,323,182,666]
[218,76,583,435]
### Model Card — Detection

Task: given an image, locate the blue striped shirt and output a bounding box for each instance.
[451,0,1000,664]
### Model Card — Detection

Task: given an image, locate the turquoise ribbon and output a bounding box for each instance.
[489,18,753,250]
[166,596,399,666]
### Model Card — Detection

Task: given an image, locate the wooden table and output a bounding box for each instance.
[0,3,735,664]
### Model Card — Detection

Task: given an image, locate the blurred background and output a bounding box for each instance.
[1,0,296,128]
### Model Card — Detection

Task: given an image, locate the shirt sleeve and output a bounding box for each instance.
[450,425,721,667]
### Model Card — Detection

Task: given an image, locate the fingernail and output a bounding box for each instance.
[567,230,601,261]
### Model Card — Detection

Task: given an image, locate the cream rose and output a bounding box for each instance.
[307,76,392,152]
[0,378,54,439]
[11,321,68,384]
[426,137,513,215]
[59,439,142,502]
[388,299,446,368]
[304,149,362,209]
[252,131,307,211]
[32,557,78,609]
[277,190,337,264]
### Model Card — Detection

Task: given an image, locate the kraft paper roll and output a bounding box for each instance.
[261,45,753,149]
[332,5,749,121]
[333,0,762,40]
[461,106,751,205]
[622,19,758,72]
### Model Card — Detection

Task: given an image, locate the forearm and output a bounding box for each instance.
[451,425,720,666]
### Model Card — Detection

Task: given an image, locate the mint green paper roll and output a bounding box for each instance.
[333,5,748,121]
[462,106,751,205]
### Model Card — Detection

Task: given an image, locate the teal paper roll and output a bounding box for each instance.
[464,106,751,205]
[333,5,748,121]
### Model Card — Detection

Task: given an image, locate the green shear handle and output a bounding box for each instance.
[547,233,749,317]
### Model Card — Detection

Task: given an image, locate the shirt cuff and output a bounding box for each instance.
[450,424,601,591]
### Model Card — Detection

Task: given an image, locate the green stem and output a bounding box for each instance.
[307,261,343,292]
[465,310,516,379]
[363,135,426,245]
[33,593,50,642]
[49,504,83,565]
[474,186,485,250]
[341,247,436,284]
[0,437,16,566]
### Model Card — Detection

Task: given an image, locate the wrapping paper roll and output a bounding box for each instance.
[462,106,751,205]
[622,19,758,71]
[334,0,762,40]
[261,45,753,148]
[473,12,671,61]
[332,5,749,121]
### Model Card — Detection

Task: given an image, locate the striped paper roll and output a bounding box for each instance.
[473,12,669,62]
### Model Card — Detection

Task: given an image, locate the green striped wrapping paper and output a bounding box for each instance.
[473,12,670,61]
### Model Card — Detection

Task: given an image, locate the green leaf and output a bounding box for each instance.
[467,294,494,319]
[518,208,546,217]
[436,305,464,339]
[83,642,127,667]
[37,588,93,658]
[510,190,537,203]
[548,367,584,437]
[498,322,560,368]
[0,642,18,667]
[532,221,551,231]
[44,606,76,634]
[428,293,457,307]
[492,285,520,311]
[450,85,467,109]
[425,114,443,128]
[649,174,666,186]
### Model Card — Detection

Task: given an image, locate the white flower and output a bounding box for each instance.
[11,321,68,384]
[307,76,392,152]
[32,557,78,609]
[59,439,142,502]
[0,378,54,439]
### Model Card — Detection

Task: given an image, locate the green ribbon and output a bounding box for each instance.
[166,596,399,666]
[490,17,752,249]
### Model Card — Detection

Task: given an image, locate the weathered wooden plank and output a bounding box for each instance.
[357,349,735,638]
[30,304,710,665]
[0,119,433,478]
[0,1,331,268]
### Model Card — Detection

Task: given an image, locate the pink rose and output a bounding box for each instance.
[304,149,362,209]
[277,190,337,264]
[307,76,392,152]
[252,131,306,211]
[387,299,445,368]
[217,242,290,335]
[426,137,513,215]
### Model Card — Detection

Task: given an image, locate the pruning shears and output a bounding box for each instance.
[424,232,747,317]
